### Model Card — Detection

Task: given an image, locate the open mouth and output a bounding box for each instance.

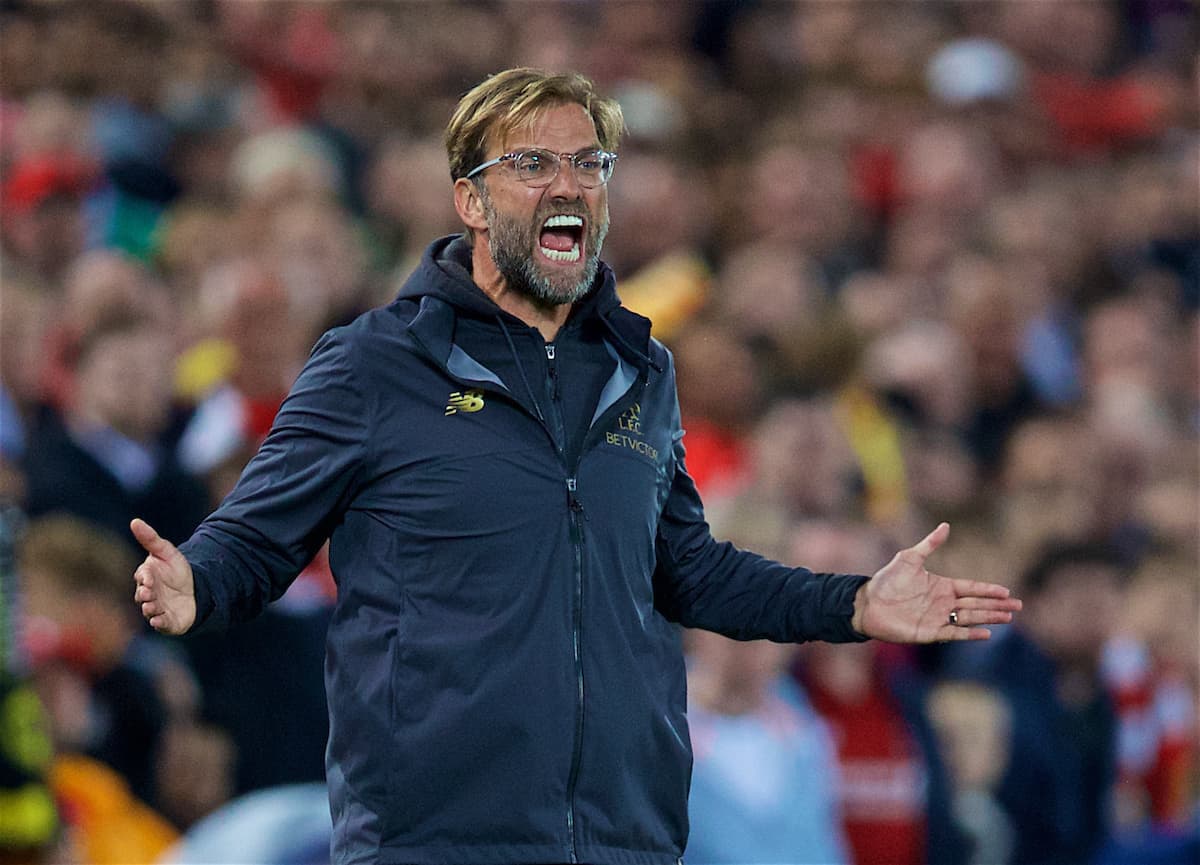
[539,214,584,264]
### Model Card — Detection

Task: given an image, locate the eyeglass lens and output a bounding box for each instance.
[511,149,613,188]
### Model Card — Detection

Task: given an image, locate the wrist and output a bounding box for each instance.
[851,582,869,637]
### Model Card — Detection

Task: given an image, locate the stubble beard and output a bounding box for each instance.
[480,185,609,308]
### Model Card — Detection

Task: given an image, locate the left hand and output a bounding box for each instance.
[851,523,1021,643]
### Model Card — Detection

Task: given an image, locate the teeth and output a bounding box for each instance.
[541,243,581,262]
[544,215,583,228]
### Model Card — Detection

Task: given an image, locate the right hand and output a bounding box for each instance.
[131,518,196,635]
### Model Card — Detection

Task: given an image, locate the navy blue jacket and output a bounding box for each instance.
[180,236,869,865]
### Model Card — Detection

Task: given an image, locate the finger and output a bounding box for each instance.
[949,594,1023,613]
[135,582,161,604]
[910,522,950,561]
[134,558,168,594]
[951,626,995,641]
[148,613,183,635]
[130,518,178,562]
[949,577,1014,601]
[141,600,161,618]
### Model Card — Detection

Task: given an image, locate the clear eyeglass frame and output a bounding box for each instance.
[465,147,618,188]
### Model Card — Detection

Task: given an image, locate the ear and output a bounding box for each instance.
[454,178,488,233]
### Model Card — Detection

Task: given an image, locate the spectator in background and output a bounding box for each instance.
[862,319,976,438]
[790,518,964,865]
[941,253,1043,474]
[18,515,171,810]
[0,154,93,285]
[709,238,830,366]
[604,149,713,340]
[1079,292,1185,560]
[737,397,861,523]
[953,543,1130,865]
[23,304,209,551]
[263,195,372,338]
[668,319,761,503]
[685,627,849,865]
[155,203,239,328]
[927,679,1015,865]
[362,134,463,283]
[176,261,308,483]
[726,140,866,292]
[154,720,237,833]
[1014,1,1188,158]
[1103,555,1198,834]
[39,250,175,414]
[999,415,1101,568]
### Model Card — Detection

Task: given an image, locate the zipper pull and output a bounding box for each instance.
[566,477,586,518]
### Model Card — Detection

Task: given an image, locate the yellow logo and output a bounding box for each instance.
[605,402,658,460]
[617,403,641,434]
[445,389,485,416]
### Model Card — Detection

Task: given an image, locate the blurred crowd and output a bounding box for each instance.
[0,1,1196,863]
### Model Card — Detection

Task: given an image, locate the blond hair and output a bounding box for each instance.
[445,68,624,181]
[19,515,137,606]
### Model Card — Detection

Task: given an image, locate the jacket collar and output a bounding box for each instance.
[395,235,655,373]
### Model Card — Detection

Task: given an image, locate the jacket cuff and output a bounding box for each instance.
[824,573,872,643]
[187,560,217,634]
[178,538,228,635]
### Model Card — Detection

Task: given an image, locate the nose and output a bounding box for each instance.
[546,156,584,199]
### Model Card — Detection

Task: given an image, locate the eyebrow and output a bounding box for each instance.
[499,144,603,155]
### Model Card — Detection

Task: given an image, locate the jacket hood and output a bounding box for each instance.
[396,235,623,323]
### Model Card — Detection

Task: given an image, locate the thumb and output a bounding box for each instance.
[130,518,180,562]
[910,521,950,561]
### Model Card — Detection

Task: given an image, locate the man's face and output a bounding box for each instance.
[1028,563,1124,665]
[476,103,610,306]
[76,325,173,441]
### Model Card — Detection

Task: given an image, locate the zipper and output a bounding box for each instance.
[545,343,565,457]
[565,475,585,863]
[544,339,581,860]
[546,344,562,401]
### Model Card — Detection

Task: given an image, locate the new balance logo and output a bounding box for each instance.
[445,390,485,415]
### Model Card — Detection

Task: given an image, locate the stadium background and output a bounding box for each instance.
[0,1,1196,863]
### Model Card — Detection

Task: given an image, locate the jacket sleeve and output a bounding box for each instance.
[651,377,869,644]
[179,329,370,632]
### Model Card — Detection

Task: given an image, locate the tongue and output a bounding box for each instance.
[540,228,576,251]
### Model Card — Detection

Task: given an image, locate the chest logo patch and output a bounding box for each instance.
[605,402,658,461]
[445,389,485,415]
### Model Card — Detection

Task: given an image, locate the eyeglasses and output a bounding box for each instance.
[465,147,618,188]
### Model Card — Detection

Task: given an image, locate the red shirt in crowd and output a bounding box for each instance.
[802,672,928,865]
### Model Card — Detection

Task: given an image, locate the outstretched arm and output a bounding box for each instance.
[851,522,1021,643]
[131,518,196,635]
